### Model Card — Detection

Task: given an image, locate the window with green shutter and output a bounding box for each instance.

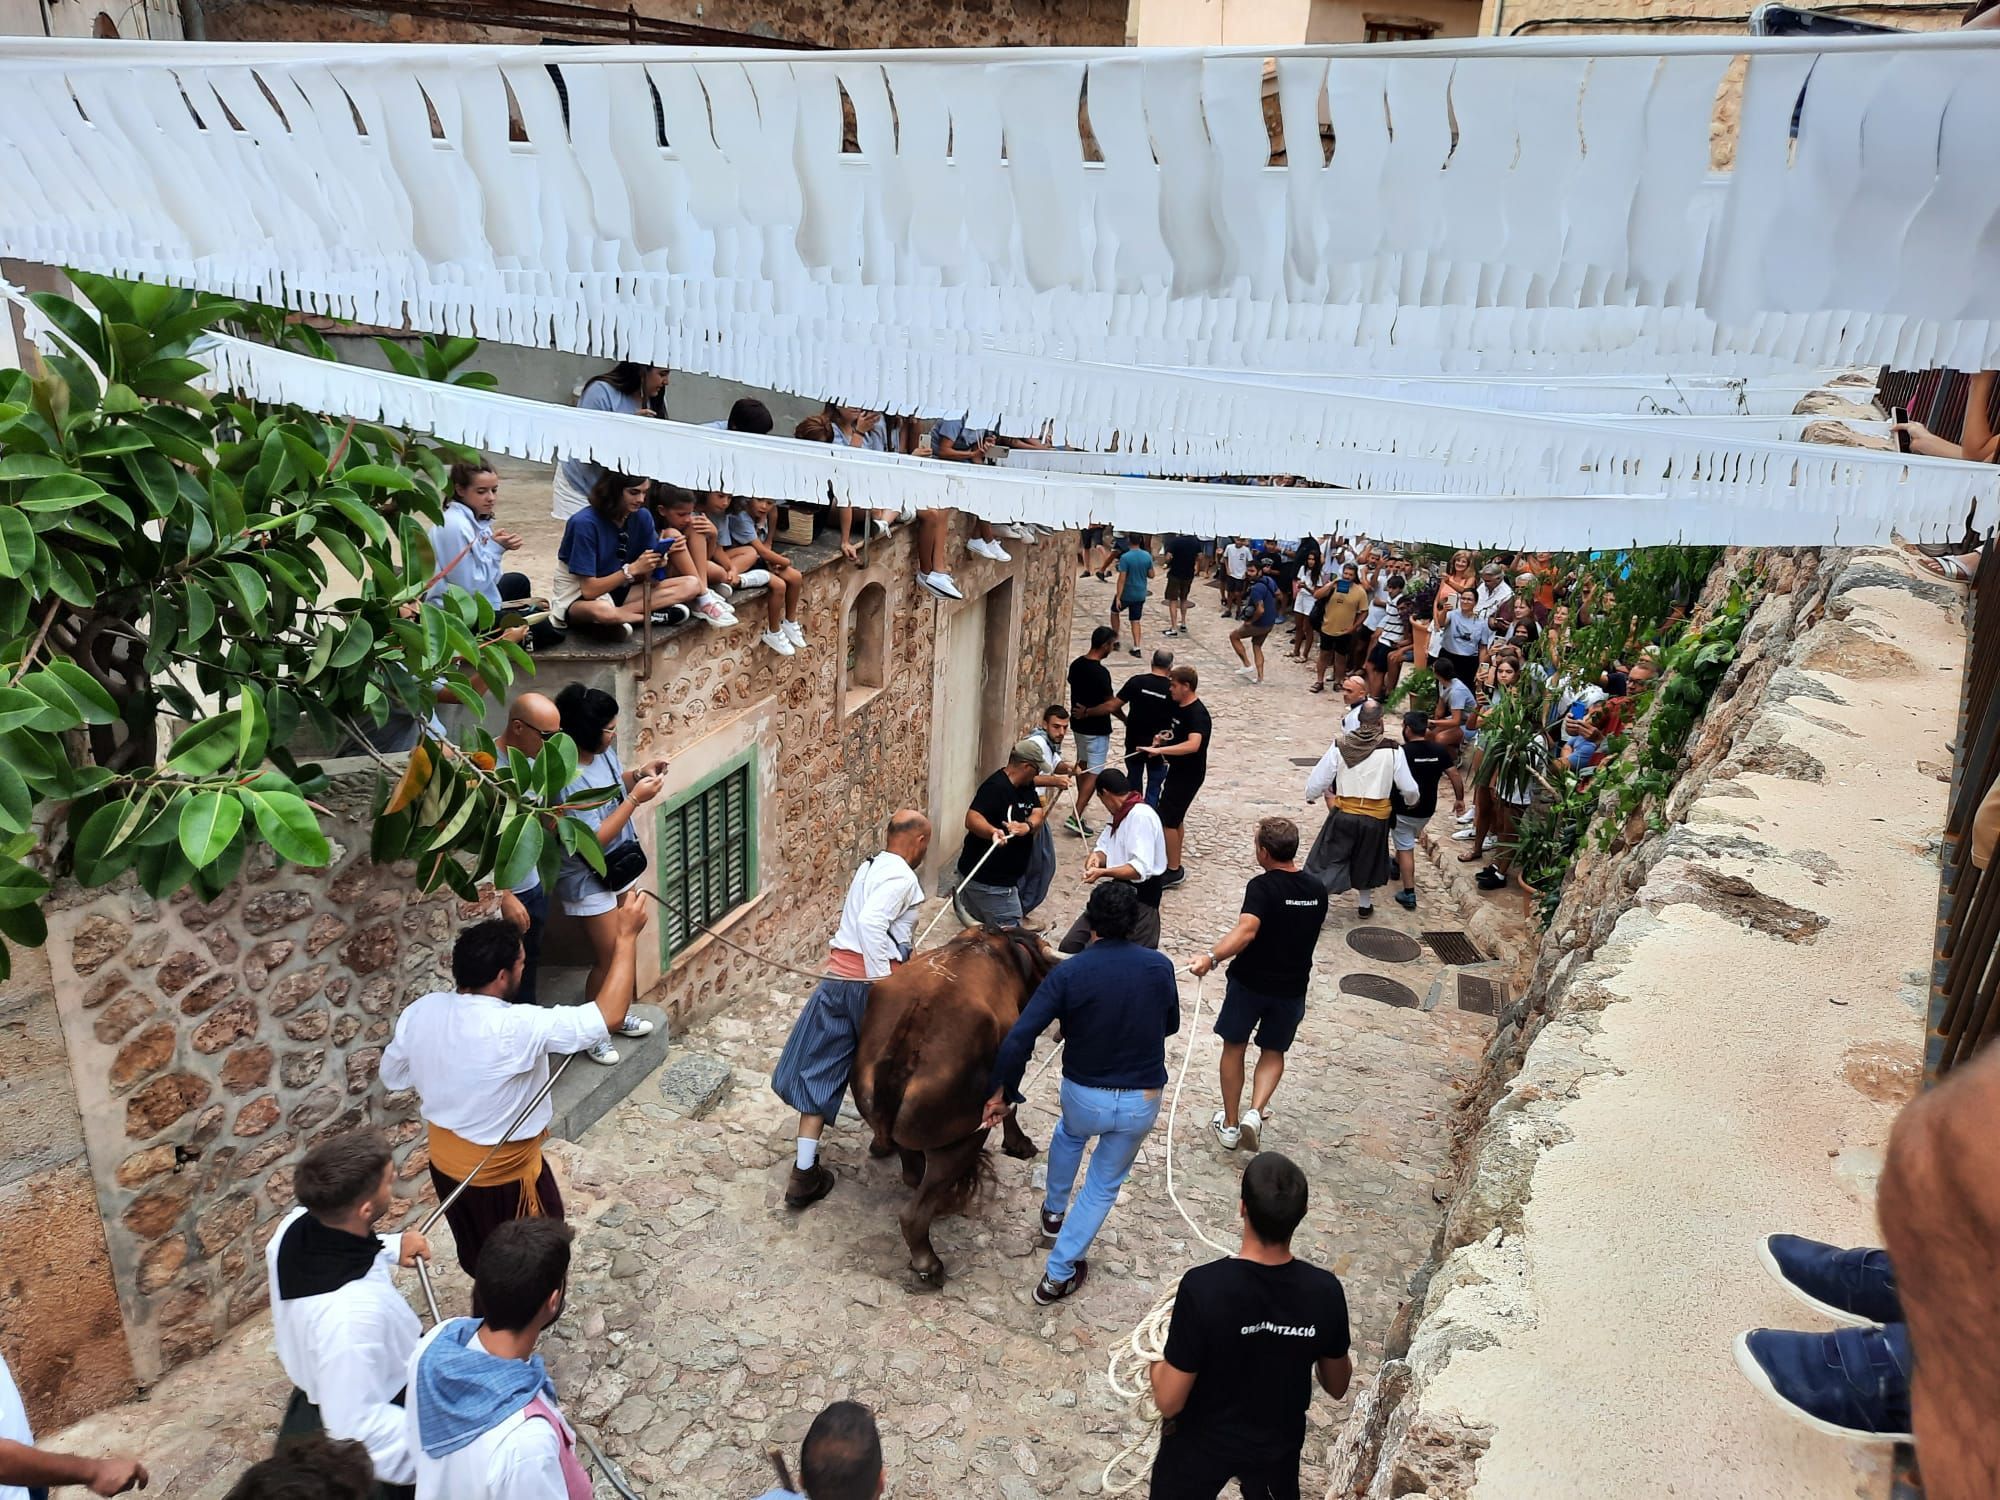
[654,747,759,966]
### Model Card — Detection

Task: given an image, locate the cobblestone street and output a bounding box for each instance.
[52,561,1510,1498]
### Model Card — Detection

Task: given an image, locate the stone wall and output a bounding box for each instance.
[1474,0,1956,36]
[197,0,1123,50]
[40,772,471,1390]
[1328,546,1963,1496]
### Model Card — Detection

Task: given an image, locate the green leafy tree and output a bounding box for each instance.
[0,273,611,979]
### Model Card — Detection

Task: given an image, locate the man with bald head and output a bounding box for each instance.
[490,692,561,1005]
[772,810,932,1208]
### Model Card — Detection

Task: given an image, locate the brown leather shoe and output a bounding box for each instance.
[785,1162,835,1209]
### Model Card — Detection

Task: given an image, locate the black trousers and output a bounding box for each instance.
[516,880,548,1007]
[1148,1425,1301,1500]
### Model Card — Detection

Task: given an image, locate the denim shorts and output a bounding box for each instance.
[1392,813,1427,852]
[1076,733,1110,773]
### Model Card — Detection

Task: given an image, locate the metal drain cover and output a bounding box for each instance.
[1340,973,1421,1008]
[1422,929,1485,966]
[1289,756,1322,767]
[1346,927,1423,964]
[1456,974,1506,1015]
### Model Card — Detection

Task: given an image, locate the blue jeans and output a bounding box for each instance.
[1044,1079,1163,1283]
[1140,756,1168,807]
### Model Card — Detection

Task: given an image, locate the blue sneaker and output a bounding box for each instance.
[1733,1324,1912,1443]
[1760,1234,1902,1327]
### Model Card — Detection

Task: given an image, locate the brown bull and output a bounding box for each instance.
[850,925,1057,1284]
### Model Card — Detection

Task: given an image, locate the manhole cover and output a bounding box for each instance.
[1290,756,1322,767]
[1340,973,1421,1008]
[1422,930,1485,966]
[1457,974,1506,1016]
[1346,927,1423,963]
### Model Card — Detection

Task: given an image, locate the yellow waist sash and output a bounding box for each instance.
[426,1123,548,1217]
[1332,794,1392,819]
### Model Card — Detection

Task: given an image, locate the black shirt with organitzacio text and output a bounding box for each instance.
[1118,670,1175,759]
[1229,870,1327,998]
[1162,1255,1351,1460]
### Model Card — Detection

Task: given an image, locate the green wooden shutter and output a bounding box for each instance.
[653,749,760,970]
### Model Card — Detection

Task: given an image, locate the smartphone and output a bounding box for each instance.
[1892,405,1911,454]
[1337,579,1351,593]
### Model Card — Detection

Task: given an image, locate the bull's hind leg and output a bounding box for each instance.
[1000,1107,1039,1160]
[898,1148,924,1189]
[899,1134,985,1286]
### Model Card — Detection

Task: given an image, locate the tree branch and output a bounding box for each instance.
[9,599,64,686]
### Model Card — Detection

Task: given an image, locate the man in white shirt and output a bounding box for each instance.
[407,1219,583,1500]
[1221,539,1252,610]
[267,1130,431,1498]
[1473,561,1515,621]
[381,893,646,1291]
[1303,702,1419,919]
[772,812,932,1209]
[1057,768,1168,953]
[0,1349,146,1498]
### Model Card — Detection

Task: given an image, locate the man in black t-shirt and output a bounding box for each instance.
[1162,533,1203,638]
[1189,817,1327,1152]
[1068,625,1123,835]
[1118,650,1177,807]
[1391,711,1453,912]
[1135,666,1209,890]
[1149,1152,1351,1500]
[953,741,1050,929]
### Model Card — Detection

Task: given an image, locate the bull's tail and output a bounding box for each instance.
[931,1135,996,1220]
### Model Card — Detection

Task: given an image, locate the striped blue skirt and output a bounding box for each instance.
[770,977,874,1120]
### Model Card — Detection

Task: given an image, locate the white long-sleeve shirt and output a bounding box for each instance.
[380,992,609,1145]
[1,1351,33,1500]
[406,1325,576,1500]
[1094,803,1168,881]
[266,1207,422,1484]
[1305,742,1419,805]
[828,852,926,978]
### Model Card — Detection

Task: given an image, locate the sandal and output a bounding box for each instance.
[1310,682,1326,694]
[1912,551,1975,583]
[1458,848,1486,863]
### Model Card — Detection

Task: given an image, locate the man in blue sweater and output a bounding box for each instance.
[983,881,1182,1305]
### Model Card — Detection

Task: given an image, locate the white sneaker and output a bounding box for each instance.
[760,629,796,656]
[712,581,734,600]
[1452,826,1479,840]
[586,1038,620,1066]
[737,568,774,590]
[693,593,736,628]
[613,1015,654,1039]
[967,538,1001,561]
[1235,666,1259,680]
[781,619,807,648]
[921,571,965,600]
[1000,523,1035,542]
[1210,1109,1242,1150]
[987,541,1013,562]
[871,518,893,538]
[1456,808,1476,824]
[1239,1108,1263,1153]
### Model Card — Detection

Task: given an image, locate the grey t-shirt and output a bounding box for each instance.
[556,380,643,495]
[555,749,637,906]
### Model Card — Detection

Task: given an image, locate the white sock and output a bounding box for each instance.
[796,1137,819,1171]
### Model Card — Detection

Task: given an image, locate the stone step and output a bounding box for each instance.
[536,964,672,1143]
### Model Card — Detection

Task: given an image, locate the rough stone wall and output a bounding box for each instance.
[197,0,1123,49]
[39,772,471,1392]
[1473,0,1957,37]
[0,942,136,1428]
[1327,545,1963,1497]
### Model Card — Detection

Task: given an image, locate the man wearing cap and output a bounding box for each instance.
[953,741,1055,929]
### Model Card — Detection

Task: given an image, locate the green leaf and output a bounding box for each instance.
[43,549,96,608]
[177,790,244,868]
[323,490,394,548]
[375,338,424,379]
[342,464,416,494]
[0,688,49,735]
[38,660,119,724]
[19,672,84,732]
[0,855,49,911]
[0,454,66,480]
[0,508,35,578]
[223,561,269,622]
[0,898,47,947]
[329,620,374,670]
[17,475,108,512]
[76,425,153,458]
[494,812,544,890]
[134,835,195,900]
[423,773,484,852]
[27,291,109,372]
[236,687,269,768]
[182,583,216,644]
[70,794,150,884]
[0,759,28,835]
[121,449,178,517]
[240,787,331,867]
[539,734,579,803]
[127,357,210,396]
[165,712,242,776]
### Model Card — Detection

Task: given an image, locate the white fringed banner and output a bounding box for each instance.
[187,331,1992,548]
[0,33,1995,399]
